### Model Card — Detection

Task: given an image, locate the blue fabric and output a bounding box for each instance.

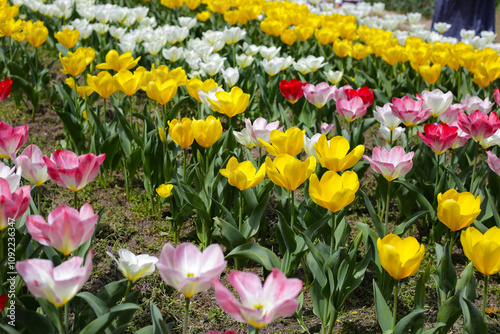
[431,0,496,39]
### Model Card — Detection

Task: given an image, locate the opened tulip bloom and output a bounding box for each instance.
[309,171,359,213]
[54,28,80,48]
[345,86,374,108]
[156,184,174,198]
[391,96,431,127]
[265,154,316,191]
[417,123,458,155]
[487,150,500,175]
[43,150,106,192]
[114,69,145,96]
[0,77,13,102]
[259,127,305,156]
[420,89,453,117]
[156,242,227,298]
[336,96,367,122]
[208,86,250,118]
[212,268,302,329]
[146,79,178,105]
[107,249,158,281]
[363,146,414,181]
[192,116,223,148]
[86,72,117,99]
[16,251,93,307]
[279,79,307,104]
[457,110,500,142]
[15,144,49,186]
[461,226,500,276]
[0,178,30,230]
[0,122,29,159]
[437,189,481,231]
[220,157,265,191]
[303,82,336,108]
[59,52,87,77]
[314,134,364,172]
[96,49,140,71]
[377,234,425,280]
[168,118,194,149]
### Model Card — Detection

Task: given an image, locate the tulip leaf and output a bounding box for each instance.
[394,180,436,220]
[96,279,129,307]
[36,298,61,332]
[241,194,269,239]
[77,291,110,317]
[415,262,431,310]
[373,280,393,333]
[360,188,385,238]
[114,290,141,333]
[43,246,61,266]
[53,109,87,154]
[227,243,282,271]
[392,210,428,236]
[0,324,22,334]
[150,301,172,334]
[79,303,140,334]
[459,289,487,334]
[443,166,466,192]
[99,133,122,171]
[135,326,154,334]
[393,308,425,334]
[14,303,55,333]
[213,217,246,249]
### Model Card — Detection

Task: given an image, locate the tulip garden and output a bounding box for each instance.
[2,0,500,333]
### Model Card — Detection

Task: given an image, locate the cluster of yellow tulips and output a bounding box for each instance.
[0,1,48,48]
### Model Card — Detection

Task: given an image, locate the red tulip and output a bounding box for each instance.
[279,79,307,104]
[417,123,458,155]
[0,122,29,159]
[0,77,13,102]
[457,110,500,142]
[345,86,374,108]
[0,295,7,313]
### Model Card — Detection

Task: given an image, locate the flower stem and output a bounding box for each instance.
[73,190,78,208]
[183,297,191,334]
[385,181,391,235]
[393,280,399,329]
[330,211,336,255]
[58,306,65,334]
[64,303,69,333]
[435,153,440,191]
[471,142,479,193]
[37,185,41,215]
[239,191,244,230]
[183,148,187,183]
[290,189,295,231]
[124,280,132,301]
[482,275,489,318]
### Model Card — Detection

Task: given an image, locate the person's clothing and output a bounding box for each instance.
[432,0,495,39]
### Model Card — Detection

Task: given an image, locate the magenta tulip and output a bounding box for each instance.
[0,122,29,159]
[26,203,98,255]
[391,96,431,126]
[494,88,500,106]
[363,146,414,181]
[16,251,93,307]
[15,144,49,186]
[43,150,105,192]
[487,151,500,176]
[457,110,500,142]
[303,82,336,108]
[336,96,367,122]
[417,123,458,155]
[0,178,30,230]
[156,242,227,298]
[212,268,302,329]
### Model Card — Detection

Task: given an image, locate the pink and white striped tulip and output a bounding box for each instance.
[156,242,227,298]
[391,96,431,127]
[320,122,334,134]
[26,203,98,256]
[336,96,367,122]
[420,89,453,117]
[212,268,302,329]
[303,82,336,108]
[457,110,500,142]
[0,177,30,230]
[362,146,414,181]
[43,150,106,192]
[0,122,29,159]
[417,123,458,155]
[332,84,353,102]
[243,117,283,148]
[16,250,93,307]
[15,144,49,186]
[487,150,500,176]
[0,162,20,191]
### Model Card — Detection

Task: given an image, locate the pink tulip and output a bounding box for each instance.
[16,251,93,307]
[461,93,493,114]
[156,242,227,298]
[212,268,302,329]
[448,121,471,149]
[15,144,49,186]
[303,82,336,108]
[374,103,402,130]
[332,84,353,102]
[0,162,20,191]
[0,122,29,159]
[457,110,500,142]
[391,96,431,127]
[336,96,367,122]
[0,178,30,230]
[26,203,98,256]
[438,103,467,123]
[43,150,105,192]
[244,117,283,147]
[417,123,458,155]
[487,151,500,176]
[362,146,414,181]
[320,122,334,134]
[494,88,500,106]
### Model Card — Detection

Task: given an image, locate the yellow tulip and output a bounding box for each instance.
[96,49,140,72]
[437,189,481,231]
[192,116,223,148]
[207,0,231,14]
[161,0,183,9]
[333,39,352,58]
[461,226,500,276]
[294,25,314,41]
[71,47,95,66]
[165,67,187,86]
[59,52,87,77]
[158,127,168,144]
[65,77,94,98]
[208,86,250,118]
[156,184,174,198]
[314,134,364,172]
[419,64,441,85]
[219,157,266,191]
[381,46,402,66]
[168,118,194,149]
[24,21,48,48]
[280,29,297,46]
[260,19,285,37]
[196,78,221,102]
[351,43,371,60]
[0,18,23,37]
[87,72,117,99]
[146,79,178,105]
[259,127,305,157]
[184,0,201,10]
[114,69,144,96]
[265,154,316,191]
[377,234,425,280]
[186,78,203,101]
[314,28,338,46]
[54,28,80,48]
[309,171,359,213]
[196,11,212,22]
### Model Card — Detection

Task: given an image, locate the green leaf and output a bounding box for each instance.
[393,308,425,334]
[0,324,22,334]
[459,290,487,334]
[394,180,436,220]
[76,291,110,317]
[135,326,154,334]
[36,298,62,333]
[415,262,431,310]
[373,280,393,332]
[392,210,429,236]
[360,188,385,238]
[227,243,282,271]
[53,109,87,152]
[213,217,247,249]
[241,193,268,239]
[150,302,171,334]
[15,304,55,333]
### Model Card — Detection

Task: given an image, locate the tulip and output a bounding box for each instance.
[86,72,117,99]
[439,103,466,123]
[374,103,402,131]
[457,110,500,142]
[314,134,365,172]
[220,157,265,191]
[303,82,336,108]
[437,189,481,232]
[363,146,414,182]
[54,28,80,49]
[208,86,250,118]
[447,121,471,149]
[192,78,220,103]
[96,49,140,71]
[320,123,335,134]
[0,178,31,230]
[24,21,48,48]
[345,86,375,108]
[304,133,322,159]
[212,268,302,329]
[107,249,158,281]
[417,123,458,155]
[146,79,178,105]
[114,69,145,96]
[461,94,494,114]
[15,144,49,186]
[265,154,316,192]
[192,116,223,148]
[377,234,425,280]
[16,251,93,307]
[243,117,282,148]
[0,77,13,102]
[420,89,453,117]
[487,150,500,176]
[494,88,500,106]
[418,64,441,85]
[0,295,6,313]
[196,11,212,22]
[391,96,431,127]
[336,96,367,122]
[262,58,284,77]
[26,203,98,255]
[156,184,173,198]
[0,122,29,159]
[309,171,359,213]
[168,118,194,149]
[325,70,343,85]
[380,125,405,144]
[0,162,20,191]
[43,149,106,192]
[70,47,95,67]
[59,52,87,77]
[279,79,307,104]
[259,127,305,156]
[221,67,239,88]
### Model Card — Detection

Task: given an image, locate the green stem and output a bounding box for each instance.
[330,211,336,255]
[435,153,440,191]
[183,148,187,183]
[258,147,262,167]
[393,280,399,329]
[254,328,259,334]
[239,191,243,230]
[124,280,132,301]
[73,190,78,208]
[64,303,69,333]
[103,98,107,126]
[482,275,489,318]
[290,189,295,231]
[385,181,391,235]
[37,185,41,215]
[471,142,479,193]
[58,306,65,334]
[183,297,190,334]
[129,95,133,127]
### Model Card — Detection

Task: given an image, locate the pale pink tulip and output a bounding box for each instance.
[43,150,106,192]
[448,121,471,149]
[213,268,302,329]
[336,96,367,122]
[363,146,414,181]
[244,117,283,147]
[303,82,336,108]
[0,162,20,191]
[26,203,98,256]
[332,84,353,102]
[0,122,29,159]
[439,103,466,123]
[391,96,431,127]
[320,122,334,134]
[16,251,93,307]
[0,177,30,230]
[461,94,493,114]
[374,103,402,130]
[15,144,49,186]
[457,110,500,142]
[487,151,500,176]
[156,242,227,298]
[420,89,453,117]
